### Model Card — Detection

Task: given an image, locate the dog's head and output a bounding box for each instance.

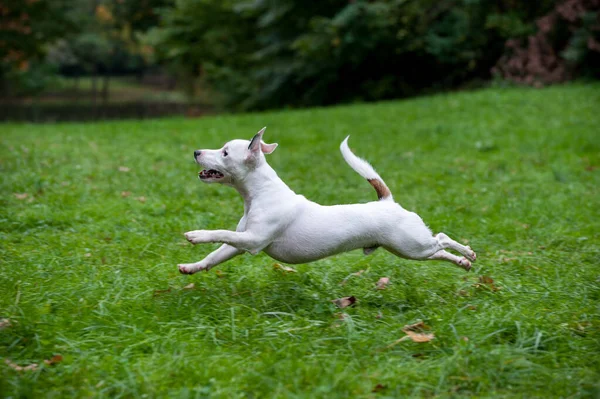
[193,127,278,184]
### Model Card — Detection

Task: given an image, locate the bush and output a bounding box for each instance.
[149,0,578,110]
[493,0,600,86]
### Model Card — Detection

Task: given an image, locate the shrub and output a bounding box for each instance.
[493,0,600,86]
[149,0,576,110]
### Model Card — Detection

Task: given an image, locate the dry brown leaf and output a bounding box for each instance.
[118,166,130,172]
[372,383,387,393]
[135,196,146,203]
[402,321,430,332]
[14,193,28,200]
[5,359,38,371]
[43,355,63,366]
[403,330,435,343]
[273,263,297,273]
[475,275,501,291]
[376,277,390,290]
[385,321,435,345]
[331,296,356,308]
[183,283,195,290]
[121,191,131,197]
[0,319,11,329]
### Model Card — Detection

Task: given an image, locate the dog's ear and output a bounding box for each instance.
[260,141,278,154]
[248,127,267,153]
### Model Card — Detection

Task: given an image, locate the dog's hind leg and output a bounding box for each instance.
[427,249,472,271]
[435,233,476,262]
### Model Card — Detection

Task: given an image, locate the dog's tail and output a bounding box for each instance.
[340,136,392,201]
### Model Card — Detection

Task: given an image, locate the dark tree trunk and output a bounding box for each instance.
[101,74,110,105]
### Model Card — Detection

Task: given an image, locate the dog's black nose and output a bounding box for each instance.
[194,150,201,159]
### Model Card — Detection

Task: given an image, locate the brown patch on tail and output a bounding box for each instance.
[367,179,391,200]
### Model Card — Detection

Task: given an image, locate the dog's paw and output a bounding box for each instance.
[465,246,477,262]
[178,263,201,274]
[184,230,210,244]
[178,262,211,274]
[178,264,195,274]
[458,257,472,271]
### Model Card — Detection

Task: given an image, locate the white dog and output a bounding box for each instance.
[178,127,476,274]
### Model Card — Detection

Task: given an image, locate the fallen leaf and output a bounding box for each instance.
[372,383,387,393]
[475,275,501,291]
[118,166,130,172]
[385,321,435,346]
[84,253,92,257]
[5,359,38,371]
[183,283,195,290]
[121,191,131,197]
[43,355,63,366]
[135,196,146,203]
[273,263,297,273]
[331,296,356,308]
[376,277,390,290]
[480,275,493,284]
[14,193,28,200]
[402,330,435,343]
[0,319,11,329]
[402,321,430,332]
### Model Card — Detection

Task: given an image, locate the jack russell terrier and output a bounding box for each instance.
[178,127,476,274]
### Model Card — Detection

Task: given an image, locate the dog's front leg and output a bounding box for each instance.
[184,230,267,254]
[178,244,242,274]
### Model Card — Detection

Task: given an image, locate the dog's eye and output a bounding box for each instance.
[223,150,228,157]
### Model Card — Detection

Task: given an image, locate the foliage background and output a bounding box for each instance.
[1,0,599,112]
[146,0,600,110]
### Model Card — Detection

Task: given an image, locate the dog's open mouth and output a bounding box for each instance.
[199,169,225,180]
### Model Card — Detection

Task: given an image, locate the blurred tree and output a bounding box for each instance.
[149,0,560,111]
[493,0,600,86]
[1,0,170,98]
[0,0,76,95]
[143,0,259,103]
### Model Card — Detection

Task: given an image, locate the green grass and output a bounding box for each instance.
[1,83,599,398]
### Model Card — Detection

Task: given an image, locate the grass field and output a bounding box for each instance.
[1,84,599,398]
